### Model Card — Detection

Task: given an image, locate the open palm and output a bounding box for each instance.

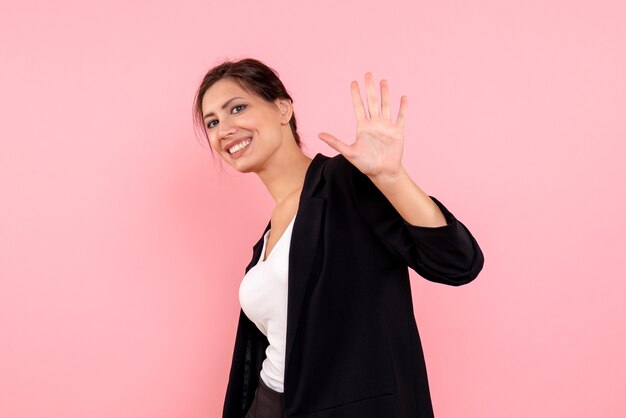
[318,72,408,179]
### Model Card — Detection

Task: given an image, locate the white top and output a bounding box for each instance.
[238,213,296,393]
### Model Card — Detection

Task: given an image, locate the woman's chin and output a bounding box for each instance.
[226,156,258,174]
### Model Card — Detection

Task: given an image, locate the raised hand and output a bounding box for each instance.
[317,72,408,180]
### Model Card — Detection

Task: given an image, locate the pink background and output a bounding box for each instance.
[1,1,624,417]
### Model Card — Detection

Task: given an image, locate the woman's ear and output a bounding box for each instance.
[275,98,293,124]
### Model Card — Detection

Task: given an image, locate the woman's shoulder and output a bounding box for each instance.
[312,152,377,204]
[317,152,359,183]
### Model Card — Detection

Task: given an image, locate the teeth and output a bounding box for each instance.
[228,138,251,154]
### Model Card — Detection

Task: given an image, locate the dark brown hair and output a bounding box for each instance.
[192,58,301,155]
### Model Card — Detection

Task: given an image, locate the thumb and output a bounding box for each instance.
[318,132,350,156]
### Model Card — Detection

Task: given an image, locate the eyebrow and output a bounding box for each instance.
[203,96,244,120]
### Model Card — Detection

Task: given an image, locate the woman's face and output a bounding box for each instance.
[201,78,291,173]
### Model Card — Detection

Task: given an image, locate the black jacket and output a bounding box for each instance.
[222,152,485,418]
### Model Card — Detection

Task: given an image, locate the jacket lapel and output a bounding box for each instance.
[285,153,327,377]
[246,229,268,274]
[285,195,325,374]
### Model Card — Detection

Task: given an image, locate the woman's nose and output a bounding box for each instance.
[218,122,236,140]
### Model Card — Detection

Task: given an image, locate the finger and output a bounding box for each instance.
[318,132,351,156]
[365,72,379,118]
[396,95,408,131]
[381,79,391,120]
[351,81,366,121]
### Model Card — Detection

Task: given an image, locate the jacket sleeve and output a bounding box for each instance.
[341,155,484,286]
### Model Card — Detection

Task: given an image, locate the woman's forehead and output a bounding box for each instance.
[205,79,247,99]
[202,79,255,109]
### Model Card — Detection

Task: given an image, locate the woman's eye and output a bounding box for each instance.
[206,104,246,129]
[232,104,246,113]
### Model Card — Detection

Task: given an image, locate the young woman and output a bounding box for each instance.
[193,58,484,418]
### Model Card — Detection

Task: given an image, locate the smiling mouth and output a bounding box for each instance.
[227,137,252,155]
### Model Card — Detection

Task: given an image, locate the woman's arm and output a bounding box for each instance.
[343,155,484,286]
[319,72,484,285]
[367,165,447,228]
